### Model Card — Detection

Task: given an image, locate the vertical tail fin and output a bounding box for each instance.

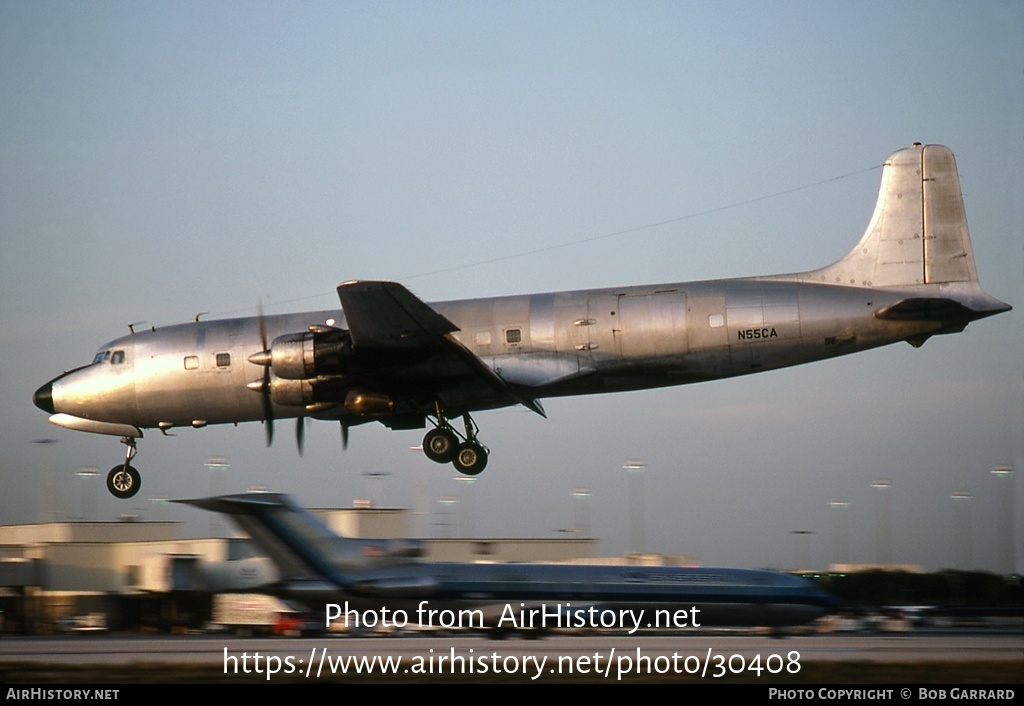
[811,143,979,288]
[180,493,354,583]
[178,493,424,585]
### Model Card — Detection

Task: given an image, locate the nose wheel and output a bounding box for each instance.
[422,409,488,475]
[107,437,142,499]
[107,464,141,499]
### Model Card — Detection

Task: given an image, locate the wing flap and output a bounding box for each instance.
[443,334,547,417]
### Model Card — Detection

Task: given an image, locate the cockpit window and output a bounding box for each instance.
[111,350,125,365]
[92,350,111,365]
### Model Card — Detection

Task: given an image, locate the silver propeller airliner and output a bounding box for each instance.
[34,144,1010,498]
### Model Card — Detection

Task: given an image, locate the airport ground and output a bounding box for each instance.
[1,629,1021,684]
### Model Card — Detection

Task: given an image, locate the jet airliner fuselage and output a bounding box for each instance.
[180,492,841,631]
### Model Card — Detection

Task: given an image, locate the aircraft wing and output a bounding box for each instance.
[336,280,459,349]
[337,281,545,417]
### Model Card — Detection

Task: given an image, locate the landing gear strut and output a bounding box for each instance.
[106,436,141,499]
[421,407,488,476]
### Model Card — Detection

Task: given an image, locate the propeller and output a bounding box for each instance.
[296,415,306,456]
[246,301,274,447]
[248,304,346,456]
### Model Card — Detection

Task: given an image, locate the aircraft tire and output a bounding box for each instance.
[107,464,141,499]
[423,428,458,464]
[452,442,487,476]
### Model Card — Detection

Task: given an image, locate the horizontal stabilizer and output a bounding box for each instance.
[876,295,1011,325]
[876,297,978,322]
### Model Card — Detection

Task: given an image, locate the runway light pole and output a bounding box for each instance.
[572,487,592,537]
[32,438,60,523]
[410,445,430,538]
[363,471,391,508]
[827,498,849,567]
[871,479,892,565]
[623,460,646,556]
[991,465,1014,575]
[149,494,170,522]
[950,491,973,570]
[789,530,815,572]
[436,496,458,539]
[75,467,99,521]
[453,476,476,538]
[204,457,229,536]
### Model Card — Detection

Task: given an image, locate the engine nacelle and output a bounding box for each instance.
[267,332,315,380]
[268,377,313,407]
[344,389,394,416]
[251,328,353,380]
[268,375,349,407]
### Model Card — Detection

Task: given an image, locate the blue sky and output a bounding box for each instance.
[2,1,1021,571]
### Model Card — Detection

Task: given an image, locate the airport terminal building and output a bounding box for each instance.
[0,505,638,634]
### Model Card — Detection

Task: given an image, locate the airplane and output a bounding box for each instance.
[178,491,842,631]
[33,143,1011,499]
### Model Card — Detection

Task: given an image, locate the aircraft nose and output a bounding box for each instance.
[33,381,55,414]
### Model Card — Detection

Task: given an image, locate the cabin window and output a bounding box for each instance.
[505,328,522,345]
[215,352,231,368]
[110,350,125,365]
[475,332,492,346]
[708,314,725,328]
[183,355,199,370]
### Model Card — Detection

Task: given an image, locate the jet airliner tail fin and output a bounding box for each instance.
[177,493,424,587]
[811,143,979,288]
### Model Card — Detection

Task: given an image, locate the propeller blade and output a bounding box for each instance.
[261,390,274,447]
[256,300,274,447]
[257,300,269,352]
[340,421,349,450]
[296,415,306,456]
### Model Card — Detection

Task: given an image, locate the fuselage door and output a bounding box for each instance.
[616,290,689,360]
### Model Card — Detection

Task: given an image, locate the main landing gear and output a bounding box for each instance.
[106,436,141,500]
[421,409,488,476]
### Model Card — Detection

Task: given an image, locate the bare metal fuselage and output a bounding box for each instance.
[49,277,961,430]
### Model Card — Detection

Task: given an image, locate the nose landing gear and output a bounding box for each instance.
[421,408,488,476]
[106,437,141,499]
